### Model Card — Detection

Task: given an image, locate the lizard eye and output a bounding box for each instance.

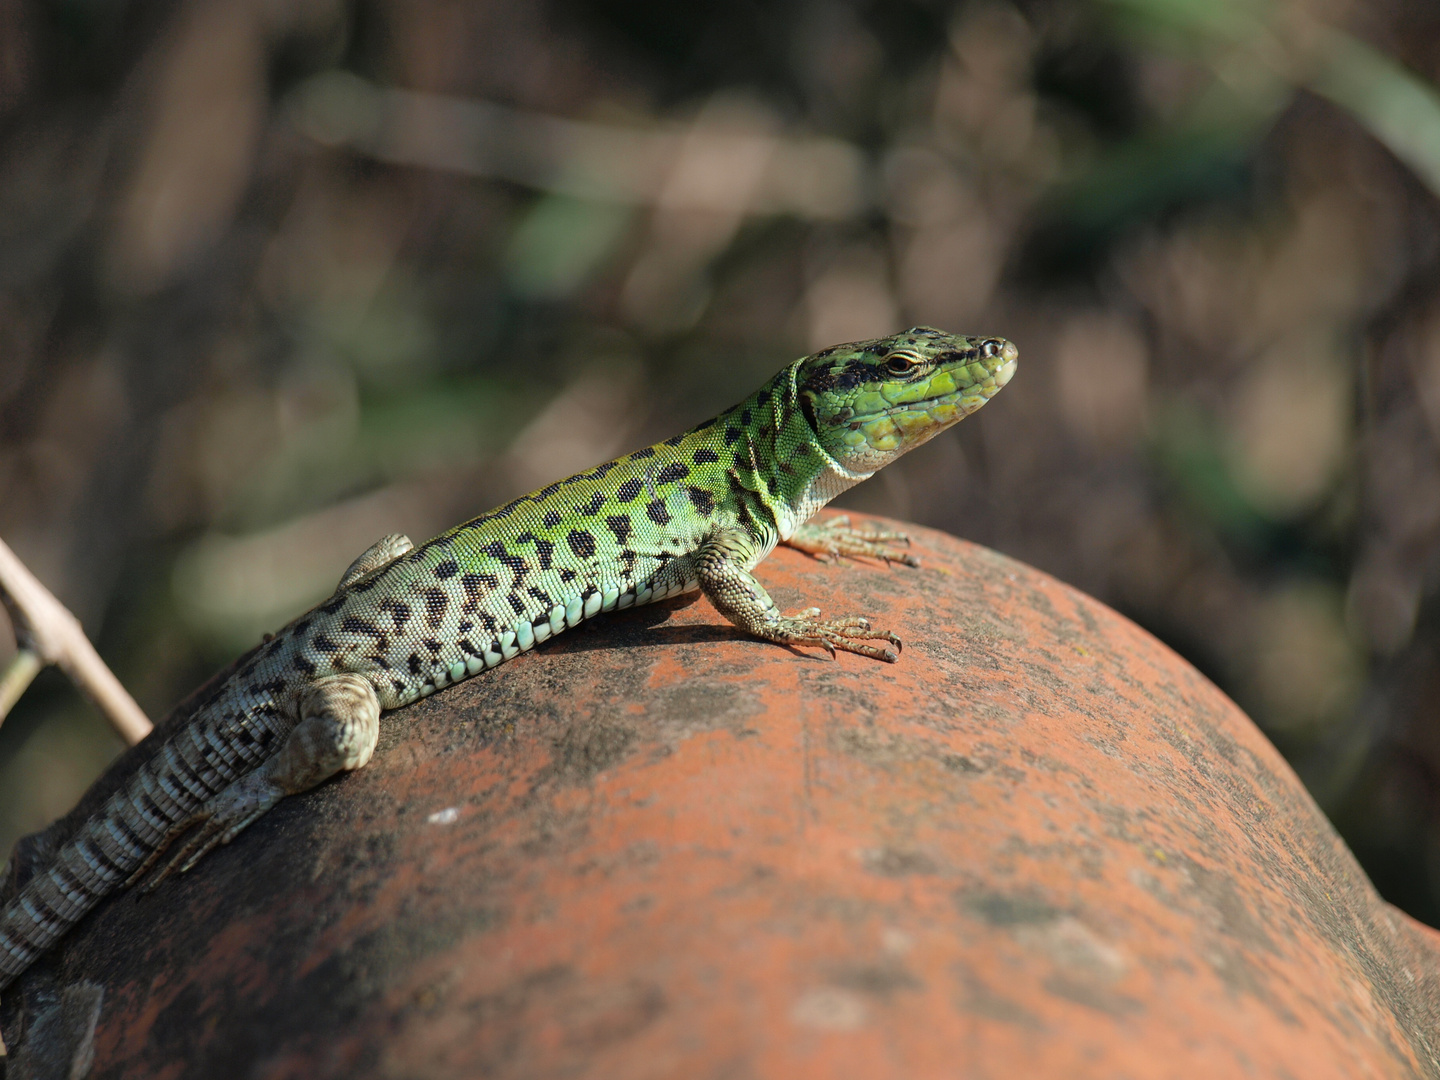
[884,354,917,375]
[981,339,1002,358]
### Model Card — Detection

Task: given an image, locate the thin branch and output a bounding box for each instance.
[0,648,43,720]
[0,537,152,745]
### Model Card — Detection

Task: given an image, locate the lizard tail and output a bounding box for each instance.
[0,803,138,989]
[0,723,236,990]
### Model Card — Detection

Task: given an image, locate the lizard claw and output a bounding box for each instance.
[772,609,902,662]
[141,814,248,893]
[136,816,217,894]
[123,815,198,891]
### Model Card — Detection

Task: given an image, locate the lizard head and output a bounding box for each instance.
[795,326,1018,475]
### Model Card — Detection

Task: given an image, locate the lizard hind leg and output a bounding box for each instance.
[133,673,382,892]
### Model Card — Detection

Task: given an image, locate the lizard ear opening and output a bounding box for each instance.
[798,392,820,434]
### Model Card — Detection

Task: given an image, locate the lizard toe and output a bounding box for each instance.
[138,773,287,891]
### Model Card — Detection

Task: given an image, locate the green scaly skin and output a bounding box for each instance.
[0,326,1016,991]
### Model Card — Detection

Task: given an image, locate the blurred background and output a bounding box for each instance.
[2,0,1440,921]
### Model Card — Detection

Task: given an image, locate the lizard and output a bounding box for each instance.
[0,326,1016,992]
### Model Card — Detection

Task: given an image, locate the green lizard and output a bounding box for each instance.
[0,326,1016,990]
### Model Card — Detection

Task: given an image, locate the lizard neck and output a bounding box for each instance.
[738,360,872,543]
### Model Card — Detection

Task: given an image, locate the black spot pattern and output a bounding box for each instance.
[420,587,449,628]
[646,500,670,525]
[693,447,719,465]
[543,509,562,529]
[617,478,643,503]
[605,515,631,544]
[434,560,458,579]
[734,488,756,530]
[384,600,412,633]
[514,532,553,571]
[568,529,597,558]
[461,572,498,597]
[656,462,689,484]
[687,486,714,515]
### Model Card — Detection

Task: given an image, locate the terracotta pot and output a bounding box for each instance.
[5,515,1439,1079]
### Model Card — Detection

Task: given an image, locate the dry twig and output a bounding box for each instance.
[0,537,152,745]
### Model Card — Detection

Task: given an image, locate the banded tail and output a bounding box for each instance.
[0,714,268,989]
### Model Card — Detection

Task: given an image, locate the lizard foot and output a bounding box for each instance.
[127,672,381,893]
[127,773,287,892]
[770,608,902,663]
[785,516,919,567]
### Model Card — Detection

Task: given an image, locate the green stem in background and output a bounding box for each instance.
[0,648,42,727]
[1307,29,1440,198]
[1098,0,1440,200]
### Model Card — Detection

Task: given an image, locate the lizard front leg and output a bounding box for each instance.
[696,526,901,662]
[134,673,382,889]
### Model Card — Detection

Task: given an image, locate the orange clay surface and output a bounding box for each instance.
[5,514,1440,1079]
